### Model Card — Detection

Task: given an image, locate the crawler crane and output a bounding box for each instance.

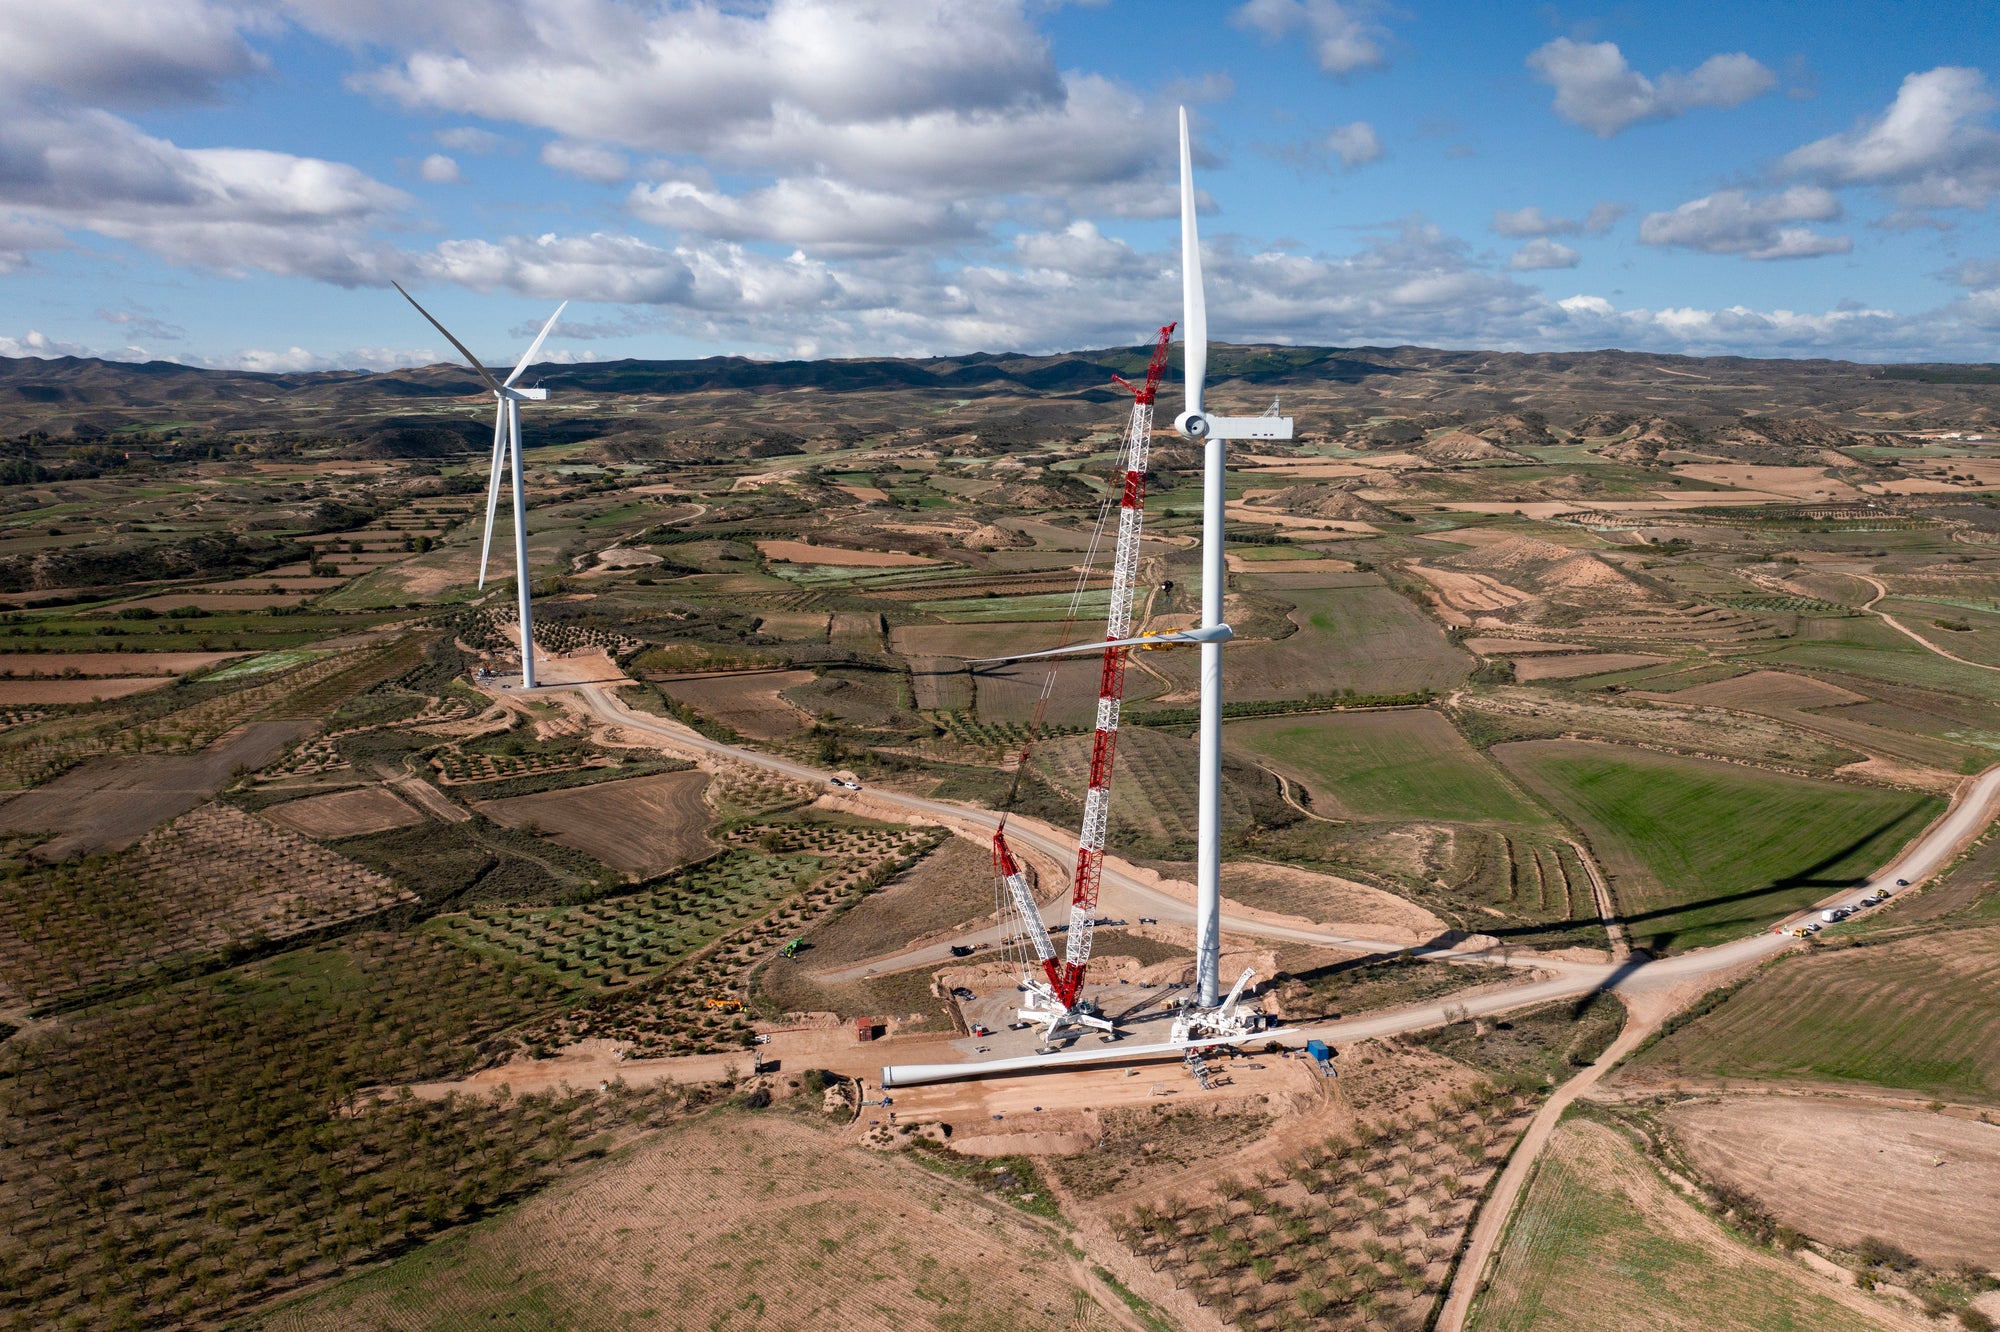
[989,322,1176,1039]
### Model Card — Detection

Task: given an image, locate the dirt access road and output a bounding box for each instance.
[1852,572,2000,673]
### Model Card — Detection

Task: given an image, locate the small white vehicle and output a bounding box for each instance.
[828,777,861,790]
[1820,907,1849,924]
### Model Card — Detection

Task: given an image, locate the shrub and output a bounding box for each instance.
[1856,1237,1920,1272]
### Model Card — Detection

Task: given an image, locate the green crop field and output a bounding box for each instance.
[914,589,1114,622]
[1227,709,1548,825]
[1470,1119,1890,1332]
[1495,741,1942,953]
[1626,925,2000,1103]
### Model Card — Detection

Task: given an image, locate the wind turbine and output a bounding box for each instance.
[1172,105,1293,1012]
[393,282,566,689]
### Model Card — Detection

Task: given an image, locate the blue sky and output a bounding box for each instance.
[2,0,1997,369]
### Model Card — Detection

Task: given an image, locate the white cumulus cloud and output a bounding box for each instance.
[630,175,980,250]
[1325,121,1383,168]
[1780,66,2000,211]
[1528,38,1775,137]
[1509,238,1580,270]
[1639,187,1851,260]
[1492,202,1626,237]
[1233,0,1387,77]
[0,0,268,107]
[418,153,461,183]
[540,140,629,184]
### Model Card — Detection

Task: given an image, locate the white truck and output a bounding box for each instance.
[1820,907,1849,924]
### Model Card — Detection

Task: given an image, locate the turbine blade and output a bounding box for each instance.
[1179,106,1207,420]
[392,280,504,394]
[970,624,1232,665]
[478,402,505,589]
[503,301,567,388]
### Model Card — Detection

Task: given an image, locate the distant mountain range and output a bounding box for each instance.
[4,345,1995,451]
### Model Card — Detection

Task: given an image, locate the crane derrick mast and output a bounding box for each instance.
[991,322,1174,1033]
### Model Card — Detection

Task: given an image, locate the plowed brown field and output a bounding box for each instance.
[657,670,816,739]
[263,786,427,838]
[1666,1097,2000,1270]
[474,770,712,879]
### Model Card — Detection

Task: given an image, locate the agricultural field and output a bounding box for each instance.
[1227,708,1547,825]
[261,784,428,838]
[530,821,949,1054]
[428,848,820,993]
[655,669,817,740]
[0,802,413,1010]
[264,1111,1124,1332]
[1496,741,1943,952]
[0,930,664,1332]
[1113,1076,1541,1331]
[1222,862,1448,937]
[1468,1117,1901,1332]
[1148,584,1472,702]
[1622,924,2000,1104]
[1663,1098,2000,1271]
[472,768,714,879]
[782,833,999,967]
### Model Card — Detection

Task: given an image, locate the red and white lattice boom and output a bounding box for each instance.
[993,322,1174,1035]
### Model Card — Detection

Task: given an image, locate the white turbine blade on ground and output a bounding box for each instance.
[969,624,1233,665]
[1179,106,1207,420]
[477,400,506,589]
[503,302,567,389]
[392,281,505,394]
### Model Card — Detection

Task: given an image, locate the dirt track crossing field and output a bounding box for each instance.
[261,1112,1123,1332]
[473,770,713,879]
[1666,1097,2000,1270]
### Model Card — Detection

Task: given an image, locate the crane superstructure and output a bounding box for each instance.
[992,321,1175,1036]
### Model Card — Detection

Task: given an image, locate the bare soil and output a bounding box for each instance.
[794,835,997,969]
[755,539,938,567]
[657,669,817,739]
[1222,861,1447,937]
[473,769,713,879]
[262,1111,1123,1332]
[262,785,428,838]
[1514,652,1668,680]
[1666,669,1870,710]
[0,652,248,676]
[1665,1096,2000,1270]
[0,677,176,703]
[0,720,314,857]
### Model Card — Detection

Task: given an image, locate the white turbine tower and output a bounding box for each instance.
[1170,106,1293,1013]
[394,283,566,689]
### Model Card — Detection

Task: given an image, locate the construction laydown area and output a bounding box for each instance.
[6,338,2000,1331]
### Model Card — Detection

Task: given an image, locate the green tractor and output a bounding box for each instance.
[781,938,805,959]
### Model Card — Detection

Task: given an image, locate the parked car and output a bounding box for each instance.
[951,987,975,1001]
